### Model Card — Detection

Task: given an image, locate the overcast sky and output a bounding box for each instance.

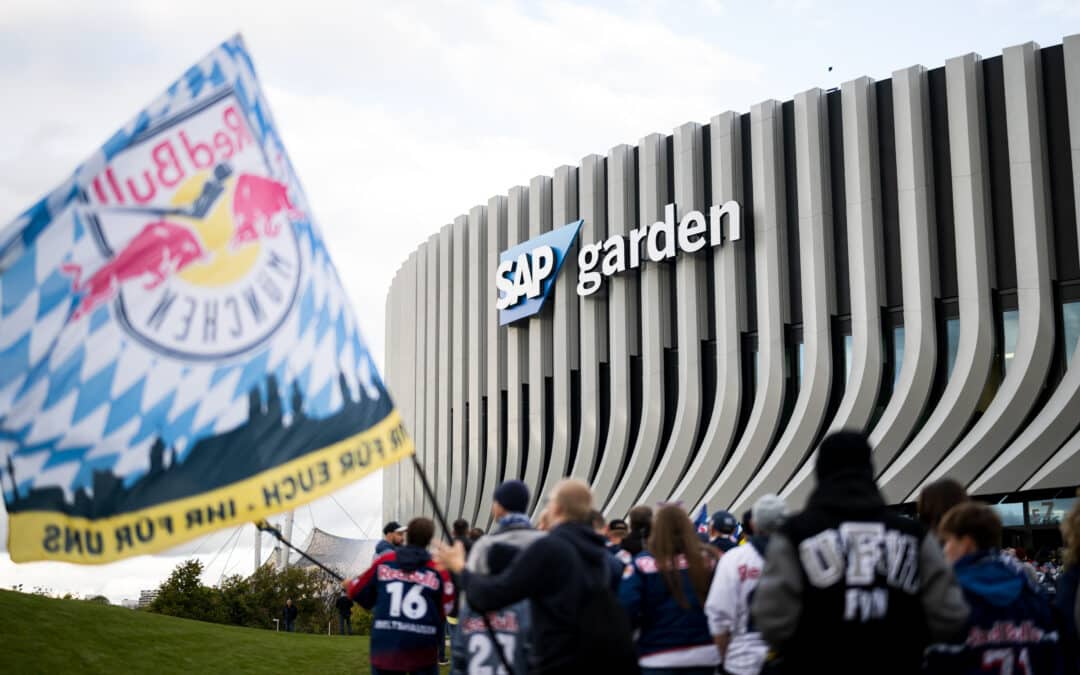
[0,0,1076,603]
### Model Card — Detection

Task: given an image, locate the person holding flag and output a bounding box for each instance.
[346,517,456,674]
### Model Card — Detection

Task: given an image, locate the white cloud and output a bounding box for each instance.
[0,0,766,368]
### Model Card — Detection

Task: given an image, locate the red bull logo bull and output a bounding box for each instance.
[63,220,206,321]
[231,174,301,248]
[69,94,303,360]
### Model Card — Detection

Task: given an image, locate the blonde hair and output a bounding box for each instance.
[1062,498,1080,566]
[552,479,593,523]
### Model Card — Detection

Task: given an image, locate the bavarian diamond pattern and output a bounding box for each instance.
[0,35,384,503]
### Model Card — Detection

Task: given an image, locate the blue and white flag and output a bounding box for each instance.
[694,504,709,535]
[0,35,412,564]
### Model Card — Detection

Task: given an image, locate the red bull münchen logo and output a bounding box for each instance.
[64,92,302,360]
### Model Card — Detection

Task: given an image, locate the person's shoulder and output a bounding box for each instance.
[426,558,453,582]
[527,532,565,553]
[491,526,544,546]
[630,552,658,574]
[881,512,926,537]
[720,542,753,561]
[373,550,397,566]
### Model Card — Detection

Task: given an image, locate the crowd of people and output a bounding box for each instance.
[340,430,1080,674]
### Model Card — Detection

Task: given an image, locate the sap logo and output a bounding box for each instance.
[495,246,555,310]
[495,220,582,325]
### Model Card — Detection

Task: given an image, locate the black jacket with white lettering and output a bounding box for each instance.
[751,469,969,675]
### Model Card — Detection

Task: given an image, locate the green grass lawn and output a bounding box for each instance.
[0,589,380,674]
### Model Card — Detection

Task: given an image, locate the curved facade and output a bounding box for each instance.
[383,36,1080,538]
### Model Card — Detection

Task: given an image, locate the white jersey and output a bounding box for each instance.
[704,542,768,675]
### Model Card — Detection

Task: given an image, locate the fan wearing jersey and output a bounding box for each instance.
[346,517,455,675]
[619,504,722,674]
[924,501,1062,675]
[705,494,788,675]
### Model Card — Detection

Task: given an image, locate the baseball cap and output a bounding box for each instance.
[608,519,629,533]
[711,510,737,534]
[382,521,405,535]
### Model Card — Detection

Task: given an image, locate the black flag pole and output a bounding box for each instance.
[410,456,514,673]
[251,452,454,583]
[410,453,454,542]
[255,519,344,581]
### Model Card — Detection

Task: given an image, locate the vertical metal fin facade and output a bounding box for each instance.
[385,36,1080,520]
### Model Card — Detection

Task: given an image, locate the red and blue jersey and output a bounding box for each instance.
[347,546,455,671]
[925,551,1062,675]
[618,551,720,667]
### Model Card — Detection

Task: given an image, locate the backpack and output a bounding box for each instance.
[574,560,639,674]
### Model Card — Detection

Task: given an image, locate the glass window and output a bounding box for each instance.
[893,325,905,386]
[1003,309,1019,375]
[991,502,1025,528]
[798,342,804,385]
[844,334,852,382]
[1064,301,1080,368]
[1027,497,1076,526]
[946,318,960,379]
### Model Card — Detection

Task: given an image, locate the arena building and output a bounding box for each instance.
[382,35,1080,554]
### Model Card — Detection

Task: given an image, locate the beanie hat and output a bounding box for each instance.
[751,494,789,535]
[493,479,530,514]
[816,430,874,480]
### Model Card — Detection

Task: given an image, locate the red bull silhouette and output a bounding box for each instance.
[230,174,301,248]
[62,220,206,321]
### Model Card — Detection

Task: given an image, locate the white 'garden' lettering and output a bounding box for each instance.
[577,200,740,296]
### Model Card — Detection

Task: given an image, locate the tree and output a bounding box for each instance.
[150,559,222,623]
[146,558,342,632]
[86,595,110,605]
[218,574,255,627]
[243,563,335,632]
[350,604,374,636]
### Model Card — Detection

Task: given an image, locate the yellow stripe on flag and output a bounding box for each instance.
[7,410,413,564]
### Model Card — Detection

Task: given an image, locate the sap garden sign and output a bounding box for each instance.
[496,220,584,324]
[496,201,741,325]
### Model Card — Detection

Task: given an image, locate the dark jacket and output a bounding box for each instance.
[618,552,716,660]
[283,603,298,621]
[925,551,1062,674]
[460,521,624,673]
[335,594,353,618]
[622,528,648,557]
[751,469,968,675]
[454,535,474,556]
[710,536,737,553]
[348,545,454,671]
[1056,566,1080,672]
[374,538,395,557]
